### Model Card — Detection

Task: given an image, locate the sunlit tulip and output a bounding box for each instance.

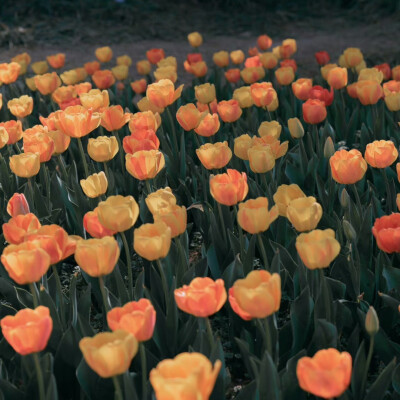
[358,68,383,84]
[92,70,115,89]
[126,150,165,180]
[80,89,109,111]
[147,79,183,109]
[123,129,160,154]
[217,100,242,122]
[302,99,327,124]
[329,149,367,184]
[196,141,232,170]
[176,104,205,131]
[355,80,383,105]
[95,46,113,63]
[8,95,33,118]
[287,196,323,232]
[194,113,220,137]
[210,169,248,206]
[153,204,187,238]
[292,78,312,101]
[145,187,176,215]
[34,72,61,95]
[2,213,41,245]
[80,172,108,198]
[7,193,29,218]
[364,140,398,168]
[250,82,277,107]
[9,153,40,178]
[23,130,55,162]
[84,208,117,239]
[372,214,400,253]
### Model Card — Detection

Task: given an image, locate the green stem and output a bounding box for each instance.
[98,276,110,313]
[14,143,21,154]
[205,317,214,346]
[103,162,110,185]
[27,177,35,209]
[313,124,320,155]
[52,265,66,328]
[145,179,152,195]
[351,183,362,211]
[77,137,89,178]
[140,343,147,400]
[166,106,179,154]
[33,352,46,400]
[57,154,69,182]
[264,317,273,358]
[217,202,228,244]
[120,231,133,300]
[29,282,39,308]
[380,168,392,212]
[360,336,375,398]
[233,205,245,257]
[112,375,123,400]
[257,234,269,269]
[156,259,169,309]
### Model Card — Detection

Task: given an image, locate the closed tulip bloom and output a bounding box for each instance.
[0,62,21,84]
[12,53,31,66]
[217,100,242,123]
[0,127,8,148]
[145,187,176,215]
[147,79,183,109]
[358,68,384,84]
[9,153,40,178]
[79,330,138,378]
[188,31,203,47]
[315,51,330,66]
[150,352,221,400]
[97,195,139,232]
[273,184,306,217]
[292,78,313,101]
[84,208,117,238]
[257,34,272,50]
[1,241,51,284]
[95,46,113,63]
[287,196,323,232]
[237,197,278,234]
[309,85,334,106]
[281,38,297,57]
[92,70,115,89]
[84,61,101,75]
[210,169,248,206]
[234,134,253,160]
[364,140,398,168]
[280,59,297,72]
[245,56,262,68]
[240,67,265,84]
[302,99,327,124]
[112,65,129,81]
[176,104,205,131]
[195,83,216,104]
[107,299,156,341]
[123,129,160,154]
[213,51,229,68]
[343,47,363,68]
[275,66,295,86]
[60,69,80,85]
[175,277,227,317]
[330,149,367,184]
[225,68,241,83]
[327,67,348,89]
[136,60,152,76]
[194,113,220,137]
[248,144,275,173]
[392,65,400,81]
[7,193,29,218]
[34,72,61,95]
[229,270,281,320]
[146,49,165,65]
[3,213,41,245]
[297,349,352,399]
[75,236,120,277]
[184,61,207,78]
[250,82,277,107]
[55,105,101,138]
[126,150,165,180]
[230,50,245,65]
[320,63,338,80]
[134,221,171,261]
[130,79,147,95]
[101,105,130,132]
[129,111,161,134]
[196,141,232,170]
[373,214,400,253]
[23,130,54,163]
[47,129,70,155]
[385,92,400,111]
[52,85,76,106]
[296,229,340,269]
[287,118,304,139]
[356,80,383,105]
[116,55,132,67]
[0,120,22,144]
[233,86,254,108]
[80,89,109,111]
[154,66,177,83]
[258,120,282,139]
[8,95,33,118]
[26,77,37,91]
[153,205,187,238]
[259,52,278,70]
[46,53,65,69]
[1,306,53,355]
[80,172,108,198]
[31,61,48,75]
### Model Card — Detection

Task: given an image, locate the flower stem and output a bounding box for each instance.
[33,352,46,400]
[27,177,35,209]
[360,336,375,398]
[351,183,362,211]
[155,259,169,309]
[257,233,269,270]
[217,202,228,245]
[205,317,214,346]
[120,231,133,300]
[140,343,147,400]
[112,375,124,400]
[29,282,39,308]
[103,162,110,186]
[145,179,152,195]
[52,265,66,329]
[98,276,110,313]
[166,106,179,154]
[57,154,69,182]
[77,137,89,178]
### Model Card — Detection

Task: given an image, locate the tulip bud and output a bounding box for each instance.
[195,83,216,104]
[340,189,350,209]
[365,306,379,337]
[342,220,357,242]
[187,32,203,48]
[324,137,335,158]
[288,118,304,139]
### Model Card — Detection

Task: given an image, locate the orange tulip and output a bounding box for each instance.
[194,113,220,137]
[245,56,262,68]
[281,38,297,58]
[123,129,160,154]
[275,66,295,86]
[46,129,71,155]
[176,104,205,131]
[107,299,156,341]
[250,82,277,107]
[297,349,352,399]
[174,277,227,317]
[145,187,176,215]
[126,150,165,180]
[0,126,7,148]
[287,196,323,232]
[23,130,55,163]
[0,120,23,144]
[134,221,171,261]
[55,105,101,138]
[79,89,109,111]
[52,85,77,106]
[131,79,147,94]
[257,34,273,50]
[197,99,218,113]
[230,50,245,65]
[153,205,187,238]
[8,95,33,118]
[24,224,76,264]
[217,100,242,122]
[184,61,208,78]
[1,241,51,284]
[327,67,348,90]
[364,140,398,168]
[92,70,115,89]
[210,169,248,206]
[46,53,65,69]
[234,134,253,160]
[0,62,21,84]
[240,67,265,84]
[296,229,340,269]
[280,59,297,72]
[356,80,383,105]
[9,153,40,178]
[147,79,183,109]
[84,207,117,239]
[213,51,230,68]
[84,61,101,75]
[95,46,113,63]
[358,68,383,84]
[292,78,312,101]
[1,306,53,355]
[79,330,138,378]
[137,60,152,76]
[195,83,216,104]
[7,193,29,218]
[116,55,132,67]
[3,213,41,245]
[302,99,327,124]
[229,270,281,320]
[273,184,306,217]
[12,53,31,66]
[372,214,400,253]
[196,141,232,170]
[100,105,130,132]
[34,72,61,95]
[129,111,160,133]
[225,68,241,83]
[237,197,278,234]
[188,32,203,47]
[150,352,221,400]
[147,48,165,65]
[75,236,120,277]
[343,47,363,67]
[259,52,278,70]
[329,149,367,184]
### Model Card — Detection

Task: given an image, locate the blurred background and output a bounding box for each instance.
[0,0,399,75]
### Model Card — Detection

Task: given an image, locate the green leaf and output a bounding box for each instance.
[258,351,281,400]
[351,340,366,400]
[235,381,258,400]
[365,358,396,400]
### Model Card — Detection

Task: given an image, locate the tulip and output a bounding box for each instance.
[137,60,152,76]
[3,213,41,245]
[297,349,352,399]
[248,145,275,173]
[23,130,55,163]
[287,196,323,232]
[176,104,205,131]
[343,47,363,68]
[80,89,109,111]
[196,141,232,170]
[0,127,8,148]
[7,193,29,218]
[197,99,218,114]
[302,99,327,124]
[217,100,242,123]
[117,55,132,67]
[280,59,297,72]
[195,83,216,104]
[281,38,297,57]
[75,236,120,277]
[84,61,101,75]
[131,79,147,94]
[0,120,22,145]
[194,113,220,137]
[309,85,334,106]
[225,68,241,83]
[175,277,227,317]
[288,117,304,139]
[356,80,383,105]
[46,129,71,155]
[392,65,400,81]
[358,68,383,83]
[296,229,340,269]
[12,53,31,66]
[320,63,338,80]
[9,153,40,178]
[134,221,171,261]
[275,66,295,85]
[147,79,183,109]
[364,140,398,169]
[153,65,177,83]
[84,208,117,239]
[0,306,53,355]
[123,129,160,154]
[97,195,139,233]
[315,51,330,66]
[150,352,221,400]
[229,270,281,320]
[234,134,253,160]
[259,52,278,69]
[34,72,61,95]
[92,70,115,89]
[112,65,129,81]
[245,56,262,68]
[1,241,51,284]
[79,330,138,378]
[258,120,281,139]
[233,86,254,108]
[147,48,165,65]
[250,82,277,107]
[52,86,77,106]
[60,69,80,85]
[145,187,176,215]
[126,150,165,180]
[0,62,21,84]
[365,306,380,337]
[326,67,348,89]
[129,111,160,134]
[240,67,265,84]
[273,184,306,217]
[184,61,207,78]
[292,78,312,101]
[329,149,367,184]
[80,172,108,198]
[257,34,272,50]
[237,197,278,234]
[230,50,245,65]
[213,51,229,68]
[8,95,33,118]
[47,53,65,69]
[188,31,203,47]
[153,205,187,238]
[372,214,400,253]
[107,299,156,341]
[158,56,178,70]
[95,46,113,63]
[31,61,48,75]
[100,105,130,132]
[210,169,248,206]
[385,92,400,111]
[25,77,37,91]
